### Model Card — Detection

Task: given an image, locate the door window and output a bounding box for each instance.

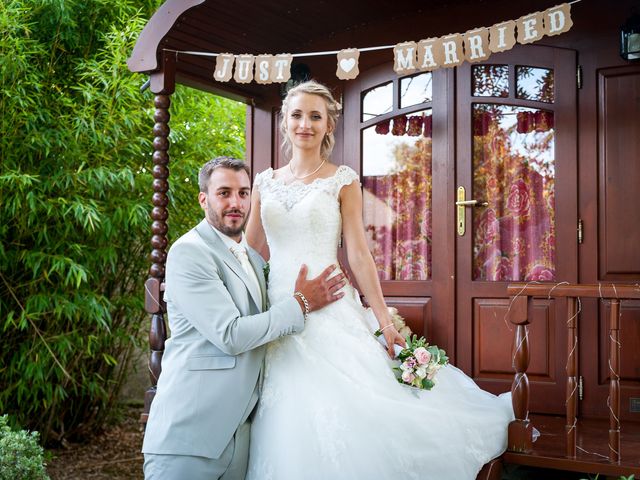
[361,75,433,281]
[471,65,556,281]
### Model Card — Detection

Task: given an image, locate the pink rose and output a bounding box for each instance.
[507,180,531,217]
[494,255,513,282]
[402,371,416,383]
[476,209,498,244]
[413,347,431,365]
[525,264,555,281]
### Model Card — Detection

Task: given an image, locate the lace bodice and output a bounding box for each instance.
[255,165,359,302]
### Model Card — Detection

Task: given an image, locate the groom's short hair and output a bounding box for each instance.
[199,157,251,192]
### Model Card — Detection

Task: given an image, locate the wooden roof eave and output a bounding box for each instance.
[127,0,205,74]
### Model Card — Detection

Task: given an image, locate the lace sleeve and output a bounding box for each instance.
[253,168,273,193]
[334,165,360,189]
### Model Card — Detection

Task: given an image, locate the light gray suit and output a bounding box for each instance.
[142,219,304,478]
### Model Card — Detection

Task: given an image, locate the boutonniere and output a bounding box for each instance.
[262,262,270,284]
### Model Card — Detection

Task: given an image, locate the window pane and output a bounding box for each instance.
[472,104,555,282]
[362,110,432,280]
[400,72,432,108]
[516,66,554,103]
[472,65,509,97]
[362,82,393,121]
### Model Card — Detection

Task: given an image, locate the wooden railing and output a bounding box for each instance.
[505,282,640,477]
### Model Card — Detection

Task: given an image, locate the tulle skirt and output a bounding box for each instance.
[246,289,513,480]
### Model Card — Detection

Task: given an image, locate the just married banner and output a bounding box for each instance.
[165,2,574,84]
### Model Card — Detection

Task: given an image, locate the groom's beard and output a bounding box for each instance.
[211,208,248,237]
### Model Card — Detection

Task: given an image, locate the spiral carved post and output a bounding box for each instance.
[565,297,578,458]
[507,294,533,453]
[141,94,171,423]
[609,299,621,463]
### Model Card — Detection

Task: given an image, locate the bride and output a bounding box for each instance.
[245,80,513,479]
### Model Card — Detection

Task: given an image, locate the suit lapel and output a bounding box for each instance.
[195,219,263,311]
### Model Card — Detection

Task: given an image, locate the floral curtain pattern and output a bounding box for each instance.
[472,104,556,281]
[362,114,432,281]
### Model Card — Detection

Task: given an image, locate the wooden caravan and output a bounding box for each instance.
[130,0,640,476]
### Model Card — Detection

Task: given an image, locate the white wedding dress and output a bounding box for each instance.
[246,166,514,480]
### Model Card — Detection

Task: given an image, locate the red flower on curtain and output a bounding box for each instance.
[475,208,498,244]
[375,119,391,135]
[495,256,513,281]
[407,115,424,136]
[525,264,554,281]
[392,115,407,136]
[506,179,531,217]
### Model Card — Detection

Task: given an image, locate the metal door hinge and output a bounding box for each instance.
[578,375,584,401]
[577,219,584,244]
[577,65,583,89]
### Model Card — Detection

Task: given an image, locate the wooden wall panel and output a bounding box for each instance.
[473,298,554,380]
[473,297,563,413]
[384,296,431,339]
[598,67,640,280]
[599,299,640,385]
[473,298,513,378]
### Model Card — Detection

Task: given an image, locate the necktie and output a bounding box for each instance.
[230,244,262,306]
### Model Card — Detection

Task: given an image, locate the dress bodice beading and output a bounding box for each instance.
[254,165,359,303]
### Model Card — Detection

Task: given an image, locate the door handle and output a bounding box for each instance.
[455,199,489,207]
[457,186,488,236]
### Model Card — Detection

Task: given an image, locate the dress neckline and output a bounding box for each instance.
[265,165,348,188]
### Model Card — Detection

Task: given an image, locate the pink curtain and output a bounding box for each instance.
[363,135,432,281]
[472,108,555,281]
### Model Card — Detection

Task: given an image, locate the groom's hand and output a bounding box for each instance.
[294,264,345,312]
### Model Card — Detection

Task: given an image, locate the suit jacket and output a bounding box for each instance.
[142,218,304,459]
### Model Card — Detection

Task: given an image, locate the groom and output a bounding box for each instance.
[142,157,345,479]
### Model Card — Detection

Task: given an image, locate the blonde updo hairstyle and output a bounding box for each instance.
[280,80,342,160]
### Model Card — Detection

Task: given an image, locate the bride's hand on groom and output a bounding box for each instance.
[294,264,346,312]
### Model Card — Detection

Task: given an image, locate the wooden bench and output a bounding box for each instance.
[504,283,640,477]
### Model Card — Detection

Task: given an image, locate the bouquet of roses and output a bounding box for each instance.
[393,335,449,390]
[369,308,448,390]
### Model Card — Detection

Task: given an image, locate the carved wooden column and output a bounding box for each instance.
[507,294,534,453]
[141,54,176,424]
[609,299,621,463]
[565,297,578,458]
[142,94,171,423]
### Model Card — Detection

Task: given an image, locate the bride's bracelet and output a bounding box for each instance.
[379,323,395,332]
[293,291,310,318]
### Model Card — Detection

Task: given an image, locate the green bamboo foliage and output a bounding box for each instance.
[0,0,245,443]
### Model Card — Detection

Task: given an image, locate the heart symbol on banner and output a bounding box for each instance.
[339,58,356,73]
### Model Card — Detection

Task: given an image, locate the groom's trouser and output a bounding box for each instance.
[143,419,250,480]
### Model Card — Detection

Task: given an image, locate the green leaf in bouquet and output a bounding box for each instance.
[396,348,412,362]
[438,348,449,365]
[422,378,435,390]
